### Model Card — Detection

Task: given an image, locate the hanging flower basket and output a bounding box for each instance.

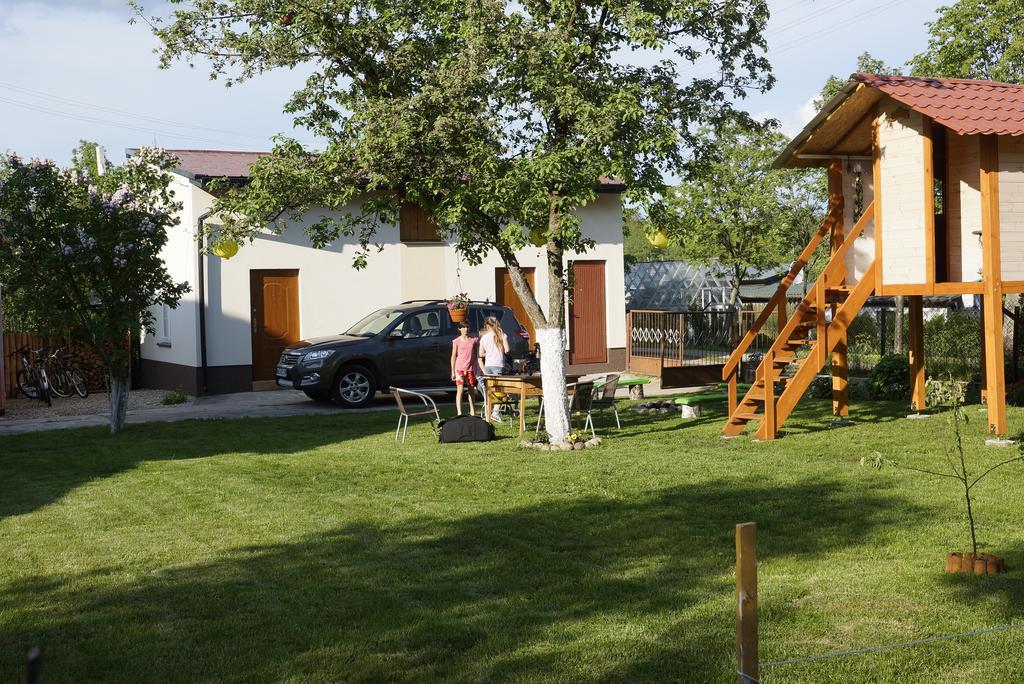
[446,293,470,323]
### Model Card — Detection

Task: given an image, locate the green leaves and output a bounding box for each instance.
[659,120,823,303]
[0,145,190,366]
[139,0,773,277]
[910,0,1024,82]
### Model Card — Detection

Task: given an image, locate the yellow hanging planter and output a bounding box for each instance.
[646,229,669,249]
[529,227,547,248]
[211,237,240,259]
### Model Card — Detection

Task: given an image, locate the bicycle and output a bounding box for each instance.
[46,346,89,399]
[11,346,52,406]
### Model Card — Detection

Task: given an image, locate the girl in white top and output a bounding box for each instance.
[479,316,509,421]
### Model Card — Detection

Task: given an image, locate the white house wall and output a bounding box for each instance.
[947,132,984,282]
[139,173,201,368]
[142,176,627,391]
[999,137,1024,281]
[203,206,403,368]
[878,98,928,285]
[840,160,875,284]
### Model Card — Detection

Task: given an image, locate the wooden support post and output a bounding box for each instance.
[832,300,849,417]
[981,135,1007,435]
[828,158,845,259]
[759,350,776,441]
[816,280,827,367]
[908,295,926,411]
[735,522,758,684]
[727,371,737,419]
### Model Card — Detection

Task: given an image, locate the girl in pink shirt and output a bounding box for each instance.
[450,321,478,415]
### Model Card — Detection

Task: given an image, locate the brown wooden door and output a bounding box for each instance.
[495,267,536,343]
[250,269,300,381]
[569,261,607,365]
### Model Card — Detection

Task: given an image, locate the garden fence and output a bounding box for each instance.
[2,332,111,399]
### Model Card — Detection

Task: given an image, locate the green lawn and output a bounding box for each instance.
[2,399,1023,682]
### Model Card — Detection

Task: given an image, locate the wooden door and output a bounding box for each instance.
[495,267,536,343]
[569,261,607,365]
[250,269,300,381]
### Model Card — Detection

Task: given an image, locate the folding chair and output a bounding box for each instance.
[590,373,622,430]
[392,388,441,443]
[535,381,595,438]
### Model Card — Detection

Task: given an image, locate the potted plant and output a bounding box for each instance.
[446,292,470,323]
[867,385,1022,575]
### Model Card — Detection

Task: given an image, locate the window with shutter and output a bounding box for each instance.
[399,203,440,242]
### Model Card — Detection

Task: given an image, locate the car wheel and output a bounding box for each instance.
[303,390,332,403]
[332,365,376,408]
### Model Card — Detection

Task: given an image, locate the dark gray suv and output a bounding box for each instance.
[276,300,531,407]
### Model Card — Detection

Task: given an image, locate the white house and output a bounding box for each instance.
[138,150,628,394]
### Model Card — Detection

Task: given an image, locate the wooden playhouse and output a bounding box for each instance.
[724,73,1024,440]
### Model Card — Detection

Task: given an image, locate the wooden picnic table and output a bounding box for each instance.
[482,373,580,436]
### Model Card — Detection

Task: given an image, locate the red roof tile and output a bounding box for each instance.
[852,73,1024,137]
[161,149,625,191]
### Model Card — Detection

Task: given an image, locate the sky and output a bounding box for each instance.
[0,0,943,166]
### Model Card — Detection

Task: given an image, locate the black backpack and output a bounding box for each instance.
[438,415,496,443]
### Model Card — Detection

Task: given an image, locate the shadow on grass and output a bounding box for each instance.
[0,478,928,682]
[0,411,401,520]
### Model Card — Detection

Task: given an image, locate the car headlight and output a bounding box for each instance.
[302,349,335,365]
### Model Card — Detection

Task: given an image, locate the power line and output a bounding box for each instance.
[0,94,268,149]
[0,80,279,143]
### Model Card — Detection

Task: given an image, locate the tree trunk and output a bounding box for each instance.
[108,366,130,435]
[495,210,572,443]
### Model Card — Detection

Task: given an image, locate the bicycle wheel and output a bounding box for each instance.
[50,369,72,398]
[16,370,39,399]
[69,369,89,398]
[37,369,52,406]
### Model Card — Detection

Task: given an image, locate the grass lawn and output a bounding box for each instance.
[2,398,1024,682]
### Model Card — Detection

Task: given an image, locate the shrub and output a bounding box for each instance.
[161,387,189,405]
[868,354,910,400]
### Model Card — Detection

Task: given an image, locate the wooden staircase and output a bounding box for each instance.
[722,201,876,440]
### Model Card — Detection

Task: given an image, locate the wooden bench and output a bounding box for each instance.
[674,392,729,418]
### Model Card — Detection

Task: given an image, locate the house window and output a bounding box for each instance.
[157,303,172,347]
[400,203,440,242]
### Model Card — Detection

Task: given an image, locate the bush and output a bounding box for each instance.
[925,378,970,407]
[161,387,189,405]
[868,354,910,400]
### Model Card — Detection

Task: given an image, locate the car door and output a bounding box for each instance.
[379,308,450,387]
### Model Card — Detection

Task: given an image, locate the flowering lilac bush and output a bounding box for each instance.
[0,144,189,433]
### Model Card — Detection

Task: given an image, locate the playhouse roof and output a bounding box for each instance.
[139,148,626,192]
[775,74,1024,168]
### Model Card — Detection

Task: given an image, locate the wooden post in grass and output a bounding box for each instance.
[24,646,42,684]
[735,522,758,684]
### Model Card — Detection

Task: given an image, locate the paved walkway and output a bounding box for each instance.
[0,390,397,436]
[0,374,695,436]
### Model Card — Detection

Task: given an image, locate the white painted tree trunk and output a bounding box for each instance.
[108,369,130,435]
[536,327,570,443]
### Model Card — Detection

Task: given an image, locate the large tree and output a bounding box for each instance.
[909,0,1024,82]
[135,0,772,442]
[0,144,189,433]
[661,122,816,311]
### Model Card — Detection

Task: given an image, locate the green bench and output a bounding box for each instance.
[674,392,729,418]
[594,376,652,399]
[715,382,753,392]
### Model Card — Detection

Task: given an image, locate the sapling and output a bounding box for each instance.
[865,385,1024,558]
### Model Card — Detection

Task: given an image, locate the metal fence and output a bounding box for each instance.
[627,297,1024,387]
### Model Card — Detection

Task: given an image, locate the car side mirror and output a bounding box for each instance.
[388,330,403,340]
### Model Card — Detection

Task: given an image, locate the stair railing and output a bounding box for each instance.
[723,207,842,416]
[748,202,875,440]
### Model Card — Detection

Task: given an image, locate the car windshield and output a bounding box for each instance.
[345,309,405,337]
